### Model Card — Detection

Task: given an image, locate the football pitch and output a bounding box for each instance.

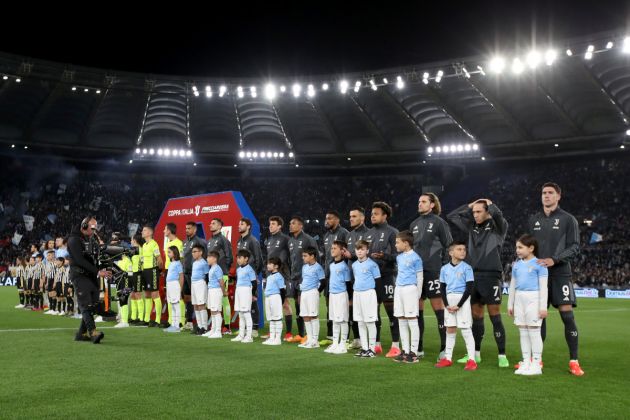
[0,287,627,419]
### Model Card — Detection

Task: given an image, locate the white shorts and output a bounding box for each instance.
[191,281,207,305]
[166,281,181,304]
[234,286,252,312]
[299,289,320,317]
[444,293,472,328]
[207,288,223,312]
[329,292,349,322]
[265,294,283,321]
[514,290,543,327]
[353,289,378,322]
[393,284,419,317]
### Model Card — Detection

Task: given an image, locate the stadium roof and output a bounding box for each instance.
[1,30,629,169]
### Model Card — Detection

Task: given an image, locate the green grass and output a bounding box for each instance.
[0,287,628,419]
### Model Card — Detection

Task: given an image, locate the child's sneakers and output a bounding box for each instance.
[514,360,531,375]
[324,344,338,353]
[435,358,453,368]
[241,337,254,343]
[332,345,347,354]
[392,352,407,363]
[464,359,478,371]
[385,346,402,358]
[404,352,420,364]
[373,344,383,355]
[231,335,244,342]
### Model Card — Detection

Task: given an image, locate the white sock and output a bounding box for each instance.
[519,327,531,362]
[445,332,457,361]
[273,320,282,340]
[238,313,245,337]
[195,310,203,328]
[333,322,341,345]
[461,328,475,361]
[310,319,319,343]
[305,318,313,341]
[340,322,349,344]
[409,319,419,354]
[210,314,219,334]
[399,319,410,353]
[172,303,180,328]
[201,311,209,330]
[244,312,253,338]
[358,321,368,350]
[529,327,543,362]
[367,322,377,351]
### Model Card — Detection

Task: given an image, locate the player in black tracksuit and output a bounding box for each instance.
[448,199,509,365]
[528,182,584,375]
[366,202,400,355]
[410,193,452,357]
[323,211,349,339]
[342,207,371,346]
[237,218,264,332]
[264,217,292,338]
[183,222,207,329]
[288,216,319,339]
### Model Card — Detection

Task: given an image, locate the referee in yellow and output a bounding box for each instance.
[141,225,164,327]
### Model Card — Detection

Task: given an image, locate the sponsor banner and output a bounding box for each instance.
[605,289,630,299]
[575,288,599,298]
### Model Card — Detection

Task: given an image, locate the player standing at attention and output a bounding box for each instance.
[237,218,264,336]
[182,222,207,333]
[163,223,183,328]
[14,256,27,308]
[232,250,257,343]
[323,211,349,344]
[351,240,381,358]
[326,240,352,354]
[508,234,548,376]
[141,225,164,327]
[190,244,210,335]
[298,247,326,349]
[262,257,286,345]
[265,217,292,339]
[392,231,423,364]
[410,193,452,359]
[448,198,509,367]
[366,202,400,357]
[528,182,583,376]
[129,235,145,325]
[435,241,477,371]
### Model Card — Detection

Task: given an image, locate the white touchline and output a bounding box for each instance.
[0,326,119,333]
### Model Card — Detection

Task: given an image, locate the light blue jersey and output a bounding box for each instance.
[512,258,548,291]
[191,259,209,282]
[329,260,351,294]
[440,261,474,294]
[265,272,285,296]
[352,258,381,291]
[166,260,183,282]
[396,250,423,286]
[236,264,257,288]
[301,262,325,292]
[208,264,224,289]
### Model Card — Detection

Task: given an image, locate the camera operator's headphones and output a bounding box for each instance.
[81,216,95,230]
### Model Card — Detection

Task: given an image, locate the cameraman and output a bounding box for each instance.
[68,216,111,343]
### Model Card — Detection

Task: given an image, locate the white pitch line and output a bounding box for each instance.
[0,326,118,333]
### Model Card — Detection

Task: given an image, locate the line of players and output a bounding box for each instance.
[13,247,75,317]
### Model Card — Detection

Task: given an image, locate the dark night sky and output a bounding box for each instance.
[2,1,628,78]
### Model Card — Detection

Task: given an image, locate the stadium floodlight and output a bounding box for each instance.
[489,56,506,74]
[72,86,77,91]
[369,79,377,91]
[265,84,276,100]
[288,152,294,158]
[436,146,442,153]
[96,89,101,94]
[157,148,163,156]
[450,145,457,152]
[205,86,212,98]
[280,85,286,92]
[273,152,278,158]
[340,80,349,94]
[84,88,89,92]
[435,70,444,83]
[192,86,198,92]
[481,156,486,160]
[606,41,614,49]
[142,148,147,154]
[279,152,285,158]
[625,129,630,136]
[526,50,541,69]
[322,83,329,91]
[149,148,155,155]
[129,160,133,164]
[354,80,361,93]
[193,162,197,166]
[237,86,244,98]
[246,151,252,158]
[462,67,471,78]
[566,49,573,56]
[186,150,192,157]
[464,144,471,151]
[457,144,464,152]
[164,149,171,156]
[428,147,434,153]
[2,75,8,80]
[15,78,20,83]
[472,144,479,150]
[512,58,524,74]
[239,151,245,158]
[260,152,266,158]
[554,143,559,147]
[422,72,429,80]
[179,149,185,157]
[585,45,594,60]
[193,91,199,97]
[396,75,404,89]
[253,152,258,158]
[135,148,140,154]
[219,85,227,97]
[545,49,557,66]
[307,84,315,97]
[477,65,486,76]
[250,86,257,98]
[292,83,301,98]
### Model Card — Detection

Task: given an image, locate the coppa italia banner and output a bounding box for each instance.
[154,191,260,277]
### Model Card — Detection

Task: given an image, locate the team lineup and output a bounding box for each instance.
[12,181,584,376]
